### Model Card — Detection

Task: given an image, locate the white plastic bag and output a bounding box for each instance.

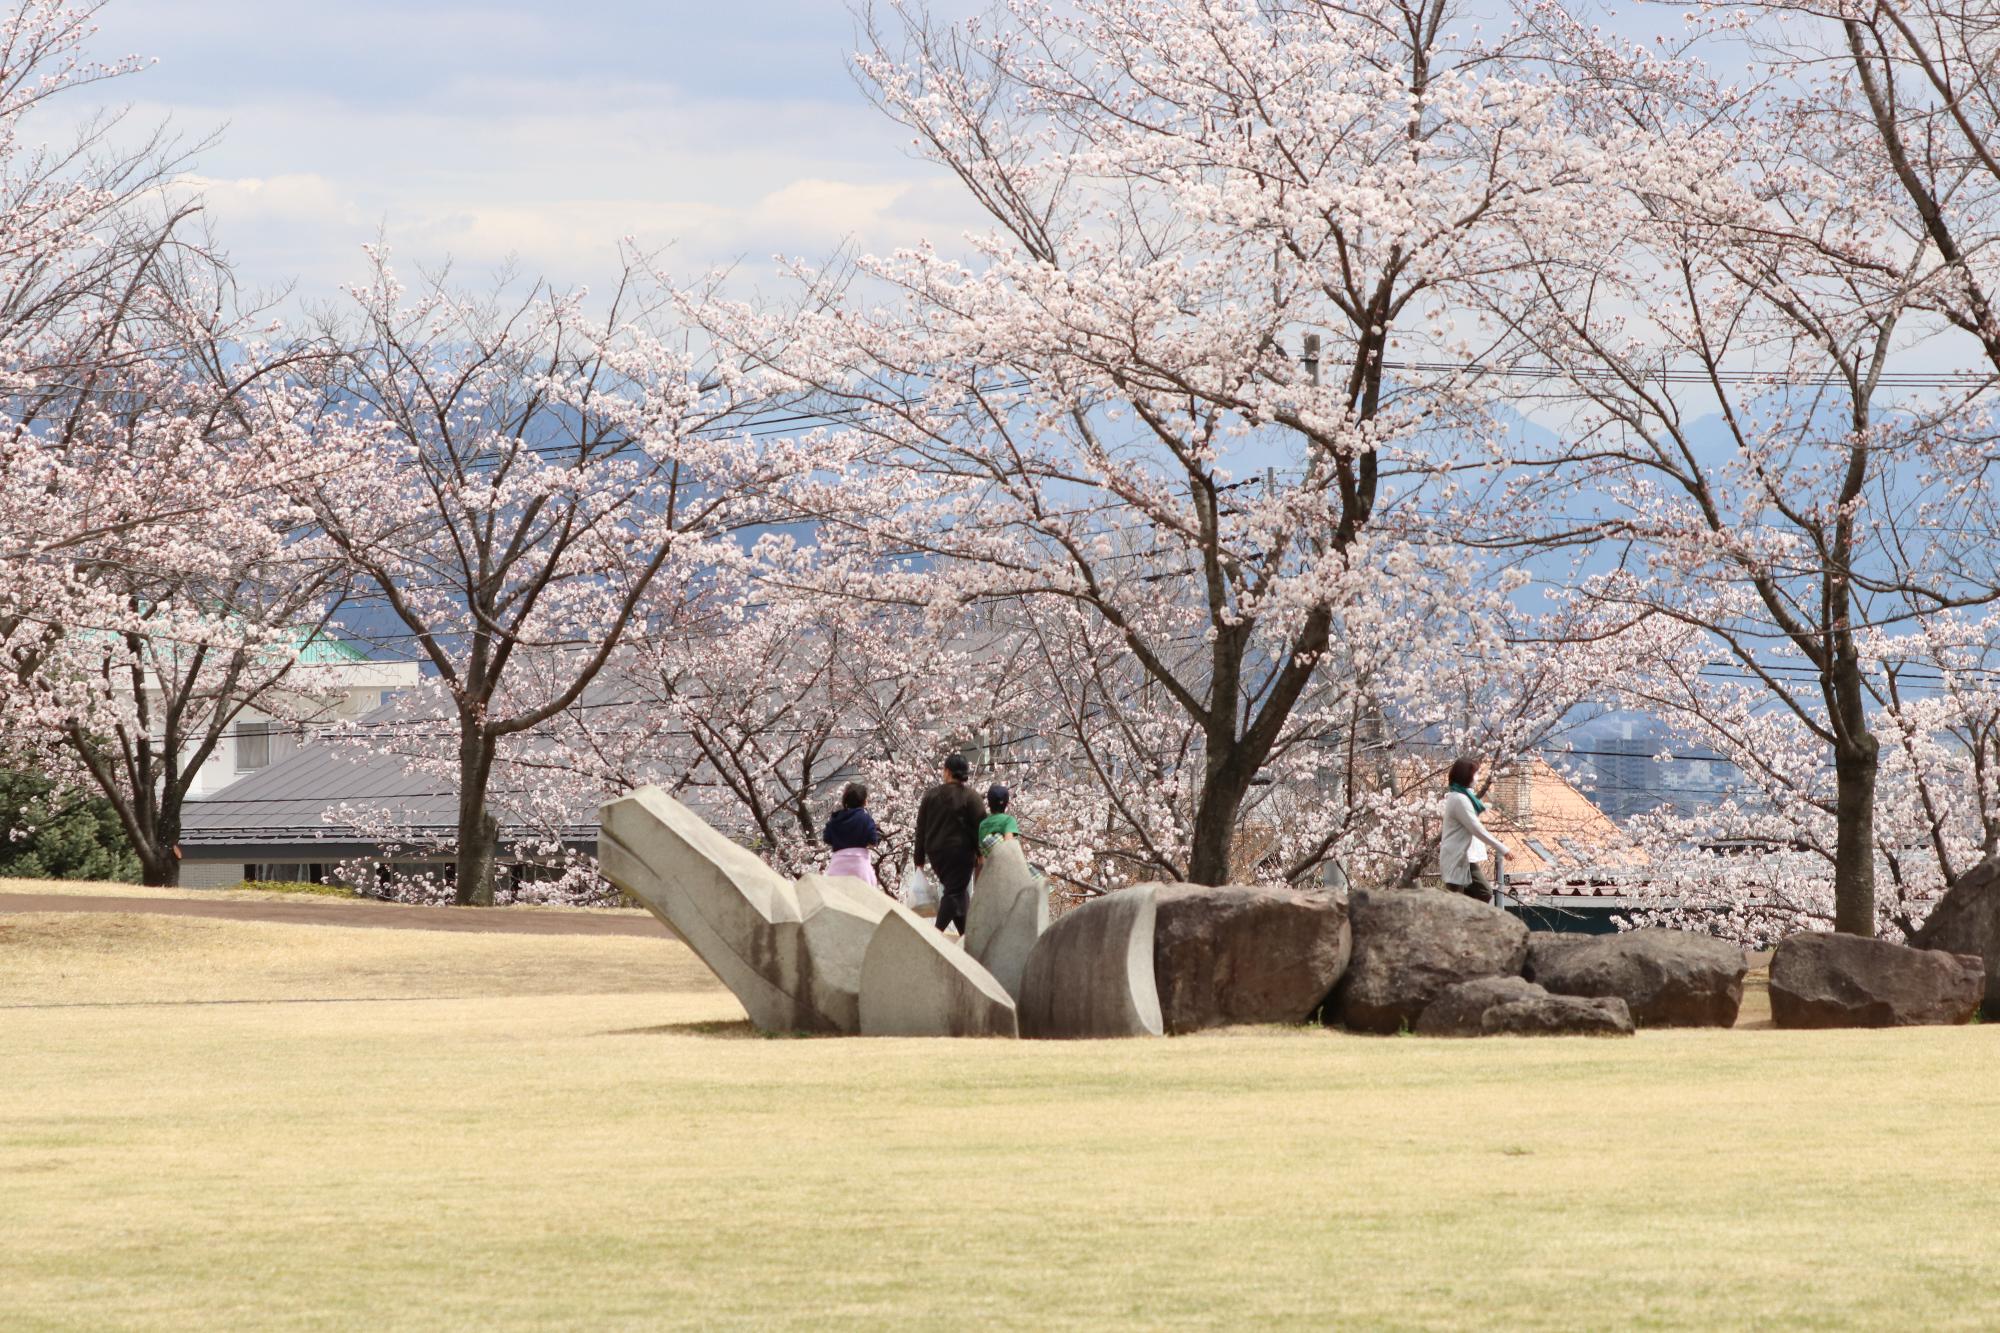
[898,865,941,917]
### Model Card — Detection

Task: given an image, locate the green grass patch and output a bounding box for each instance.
[230,879,362,898]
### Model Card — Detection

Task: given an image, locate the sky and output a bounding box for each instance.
[84,1,985,300]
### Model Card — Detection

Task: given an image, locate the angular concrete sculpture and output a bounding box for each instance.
[794,873,894,1035]
[1017,885,1164,1039]
[858,901,1019,1038]
[599,787,862,1034]
[964,840,1048,999]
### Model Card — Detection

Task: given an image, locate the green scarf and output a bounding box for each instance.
[1449,783,1485,814]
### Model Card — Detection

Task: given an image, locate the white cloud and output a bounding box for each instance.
[180,172,354,223]
[750,178,911,245]
[57,4,1001,308]
[120,85,980,299]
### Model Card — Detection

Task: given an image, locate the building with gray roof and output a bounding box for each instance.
[176,712,599,889]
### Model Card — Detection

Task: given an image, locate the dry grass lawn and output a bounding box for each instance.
[0,875,356,902]
[2,904,1995,1330]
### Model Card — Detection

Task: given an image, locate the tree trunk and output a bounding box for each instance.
[1832,734,1880,936]
[117,785,181,888]
[455,807,500,907]
[138,845,180,888]
[1187,745,1257,886]
[453,730,500,906]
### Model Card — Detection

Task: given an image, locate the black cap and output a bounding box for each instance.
[987,783,1009,807]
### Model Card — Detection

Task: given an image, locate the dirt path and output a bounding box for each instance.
[0,892,669,938]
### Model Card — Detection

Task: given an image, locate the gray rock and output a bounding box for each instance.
[1334,887,1529,1034]
[1150,884,1350,1034]
[599,787,838,1033]
[1769,932,1985,1029]
[1909,858,2000,1017]
[857,901,1019,1038]
[1521,934,1586,976]
[1417,975,1634,1037]
[1525,928,1747,1028]
[1018,886,1164,1039]
[965,840,1048,1000]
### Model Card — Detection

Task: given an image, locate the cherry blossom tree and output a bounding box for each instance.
[612,573,1016,879]
[1487,10,1997,934]
[942,558,1637,895]
[0,0,234,754]
[0,1,378,883]
[708,0,1606,885]
[1743,0,2000,377]
[317,564,1024,904]
[34,349,359,887]
[300,252,803,905]
[1610,641,2000,945]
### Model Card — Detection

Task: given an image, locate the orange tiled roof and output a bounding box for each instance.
[1480,758,1648,877]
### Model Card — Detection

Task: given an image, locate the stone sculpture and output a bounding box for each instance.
[599,787,841,1033]
[600,788,904,1036]
[858,901,1020,1038]
[964,840,1048,999]
[794,872,894,1035]
[1017,885,1164,1039]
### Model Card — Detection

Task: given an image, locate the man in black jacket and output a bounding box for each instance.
[912,753,985,935]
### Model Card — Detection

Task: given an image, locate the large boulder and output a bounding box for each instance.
[599,787,837,1033]
[858,902,1019,1038]
[1769,932,1985,1029]
[1525,929,1748,1028]
[1416,975,1634,1037]
[1018,886,1164,1039]
[793,873,894,1035]
[1909,858,2000,1016]
[1334,888,1529,1034]
[965,840,1048,1000]
[1149,884,1350,1034]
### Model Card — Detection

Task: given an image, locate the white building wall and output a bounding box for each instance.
[179,662,418,800]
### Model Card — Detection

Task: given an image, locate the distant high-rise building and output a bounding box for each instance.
[1565,713,1739,822]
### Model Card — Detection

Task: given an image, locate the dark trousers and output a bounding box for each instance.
[1446,867,1493,905]
[932,853,973,933]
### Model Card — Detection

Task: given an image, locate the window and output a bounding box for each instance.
[237,721,273,772]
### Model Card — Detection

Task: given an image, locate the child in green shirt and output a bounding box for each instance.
[978,783,1019,861]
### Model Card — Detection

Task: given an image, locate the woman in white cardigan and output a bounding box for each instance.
[1439,757,1509,903]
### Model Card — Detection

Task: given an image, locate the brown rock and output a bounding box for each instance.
[1150,884,1351,1034]
[1334,888,1529,1034]
[1525,929,1747,1028]
[1909,858,2000,1017]
[1769,932,1984,1029]
[1417,975,1634,1037]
